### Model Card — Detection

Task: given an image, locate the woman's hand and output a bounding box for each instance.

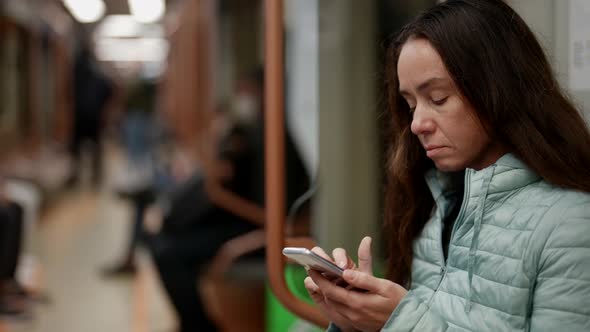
[304,237,408,332]
[304,246,358,332]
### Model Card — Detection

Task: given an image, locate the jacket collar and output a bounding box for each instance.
[481,153,541,195]
[425,153,541,199]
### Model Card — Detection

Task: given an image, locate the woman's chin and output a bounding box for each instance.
[432,158,464,172]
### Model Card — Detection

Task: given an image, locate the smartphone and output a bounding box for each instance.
[282,247,343,278]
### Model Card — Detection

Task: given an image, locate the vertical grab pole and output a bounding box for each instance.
[264,0,329,328]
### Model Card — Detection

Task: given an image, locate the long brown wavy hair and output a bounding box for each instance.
[384,0,590,287]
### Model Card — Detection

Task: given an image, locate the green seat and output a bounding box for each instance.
[266,264,323,332]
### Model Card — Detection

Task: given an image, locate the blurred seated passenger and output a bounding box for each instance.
[0,189,28,317]
[144,69,309,332]
[145,112,260,332]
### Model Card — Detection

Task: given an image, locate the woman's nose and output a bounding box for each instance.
[410,105,435,136]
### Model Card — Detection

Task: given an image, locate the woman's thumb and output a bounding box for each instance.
[358,236,373,274]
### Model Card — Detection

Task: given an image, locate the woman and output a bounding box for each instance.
[304,0,590,331]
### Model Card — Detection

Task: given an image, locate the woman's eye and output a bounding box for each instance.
[403,99,416,113]
[432,97,448,106]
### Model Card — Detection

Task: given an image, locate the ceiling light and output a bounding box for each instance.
[95,37,169,62]
[96,15,141,38]
[62,0,106,23]
[128,0,165,23]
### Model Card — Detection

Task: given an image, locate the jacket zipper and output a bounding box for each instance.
[435,170,472,289]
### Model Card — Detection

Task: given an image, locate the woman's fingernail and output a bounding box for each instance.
[339,261,348,268]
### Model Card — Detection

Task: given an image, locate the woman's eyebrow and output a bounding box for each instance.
[399,77,448,95]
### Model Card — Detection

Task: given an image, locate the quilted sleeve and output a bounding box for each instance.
[380,289,448,332]
[529,205,590,331]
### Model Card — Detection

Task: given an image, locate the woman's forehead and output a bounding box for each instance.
[398,39,451,91]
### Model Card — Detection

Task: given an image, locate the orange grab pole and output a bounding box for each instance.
[264,0,329,328]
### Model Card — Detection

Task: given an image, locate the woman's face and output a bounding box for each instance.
[397,38,504,172]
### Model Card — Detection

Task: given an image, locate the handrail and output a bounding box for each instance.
[264,0,329,328]
[204,180,265,227]
[185,0,266,227]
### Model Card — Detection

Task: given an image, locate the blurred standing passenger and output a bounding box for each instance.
[121,78,158,176]
[102,78,159,276]
[67,42,113,187]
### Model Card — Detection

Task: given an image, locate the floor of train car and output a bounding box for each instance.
[0,144,176,332]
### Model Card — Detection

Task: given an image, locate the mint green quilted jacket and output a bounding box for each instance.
[328,154,590,331]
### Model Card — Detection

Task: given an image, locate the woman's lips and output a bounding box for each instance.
[425,146,446,158]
